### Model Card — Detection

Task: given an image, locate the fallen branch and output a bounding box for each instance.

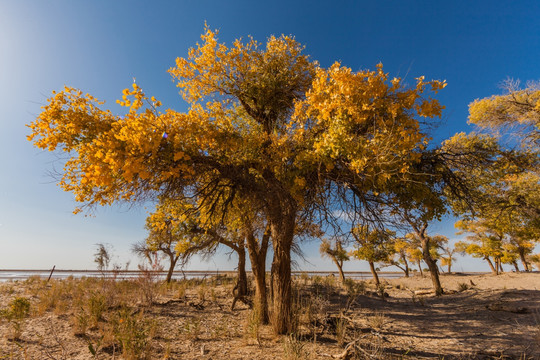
[320,335,380,359]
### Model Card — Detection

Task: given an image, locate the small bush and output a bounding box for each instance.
[344,279,366,296]
[88,291,108,327]
[335,314,348,346]
[181,316,201,341]
[72,309,90,336]
[197,282,207,302]
[137,264,161,306]
[367,311,387,331]
[282,332,307,360]
[244,306,262,345]
[1,297,31,340]
[112,307,156,359]
[8,297,31,320]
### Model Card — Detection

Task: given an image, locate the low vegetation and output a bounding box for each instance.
[1,272,539,359]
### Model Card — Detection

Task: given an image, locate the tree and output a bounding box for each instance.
[449,81,540,271]
[428,234,449,270]
[455,219,504,274]
[440,245,457,273]
[142,201,184,283]
[350,226,396,286]
[468,79,540,150]
[390,237,412,277]
[94,243,111,274]
[508,233,536,272]
[401,213,445,295]
[147,196,269,315]
[320,238,349,283]
[27,26,446,333]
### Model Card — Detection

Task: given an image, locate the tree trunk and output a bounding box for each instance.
[447,262,451,274]
[485,257,497,274]
[247,247,268,323]
[493,257,500,275]
[401,255,410,277]
[237,245,248,296]
[244,224,270,324]
[417,261,423,277]
[519,249,530,272]
[269,205,296,335]
[252,265,268,321]
[368,261,380,286]
[165,253,178,283]
[497,258,504,273]
[336,261,346,284]
[394,263,409,277]
[231,245,249,310]
[512,261,520,272]
[271,234,293,334]
[421,238,443,296]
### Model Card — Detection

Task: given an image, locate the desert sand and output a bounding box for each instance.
[0,272,538,359]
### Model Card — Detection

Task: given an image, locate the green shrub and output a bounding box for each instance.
[1,297,31,340]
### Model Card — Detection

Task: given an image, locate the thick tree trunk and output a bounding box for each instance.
[269,205,296,335]
[252,265,268,321]
[244,224,270,324]
[231,245,249,310]
[421,238,443,296]
[247,247,268,323]
[368,261,380,286]
[512,261,520,272]
[165,253,178,283]
[237,246,248,296]
[447,263,452,274]
[271,232,293,334]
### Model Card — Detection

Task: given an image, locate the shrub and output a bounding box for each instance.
[88,291,108,327]
[112,307,156,359]
[1,297,31,340]
[282,332,307,360]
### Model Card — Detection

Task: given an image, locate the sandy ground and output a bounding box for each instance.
[0,272,538,359]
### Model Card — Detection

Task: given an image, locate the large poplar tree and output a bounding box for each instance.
[27,26,446,333]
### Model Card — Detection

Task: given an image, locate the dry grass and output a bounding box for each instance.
[0,273,539,359]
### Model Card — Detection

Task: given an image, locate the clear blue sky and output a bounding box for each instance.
[1,1,538,271]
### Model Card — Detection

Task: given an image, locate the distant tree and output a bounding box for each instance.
[449,82,540,276]
[468,79,540,150]
[528,253,540,270]
[429,234,449,267]
[506,224,538,272]
[389,237,411,277]
[94,243,112,274]
[455,219,504,274]
[440,245,457,273]
[142,204,185,283]
[320,238,349,283]
[350,226,395,286]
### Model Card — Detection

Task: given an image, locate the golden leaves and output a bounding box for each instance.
[27,26,447,218]
[295,62,444,187]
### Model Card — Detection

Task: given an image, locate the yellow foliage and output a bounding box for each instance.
[27,26,446,215]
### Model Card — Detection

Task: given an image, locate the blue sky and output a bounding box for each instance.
[1,1,538,271]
